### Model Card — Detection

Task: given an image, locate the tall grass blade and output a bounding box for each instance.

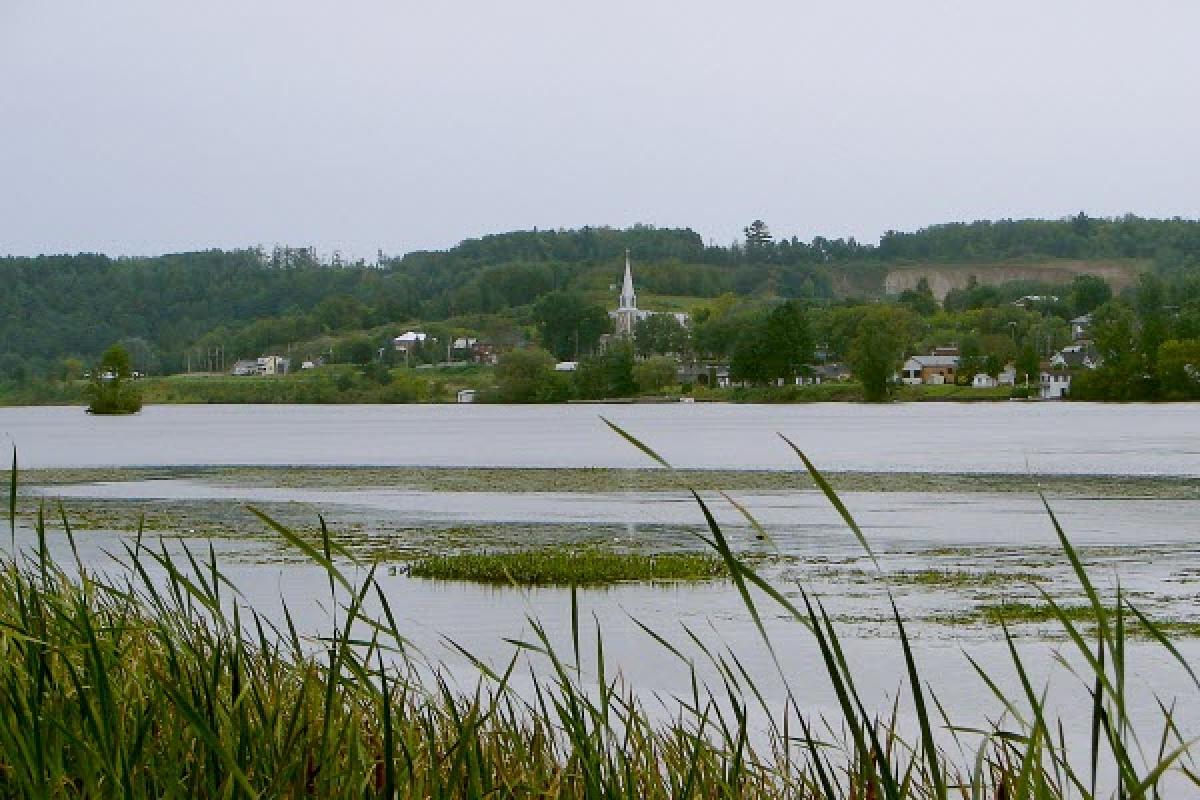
[247,506,352,593]
[600,416,673,468]
[891,595,946,798]
[7,447,15,546]
[779,433,879,568]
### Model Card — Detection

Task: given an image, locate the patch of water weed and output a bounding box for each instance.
[929,601,1200,638]
[890,569,1048,588]
[409,548,727,586]
[23,465,1200,497]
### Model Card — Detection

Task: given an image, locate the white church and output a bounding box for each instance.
[609,250,689,338]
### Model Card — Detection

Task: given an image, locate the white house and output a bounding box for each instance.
[456,388,477,403]
[257,355,289,375]
[1051,344,1100,370]
[998,365,1017,386]
[392,331,428,351]
[1014,295,1060,308]
[1071,314,1093,341]
[554,361,578,372]
[1040,370,1072,399]
[972,373,998,389]
[232,356,289,376]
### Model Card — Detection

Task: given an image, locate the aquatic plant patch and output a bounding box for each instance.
[409,549,727,586]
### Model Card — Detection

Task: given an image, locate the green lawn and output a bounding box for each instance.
[896,383,1013,401]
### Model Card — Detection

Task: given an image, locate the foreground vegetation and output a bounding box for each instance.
[2,432,1199,797]
[410,549,726,586]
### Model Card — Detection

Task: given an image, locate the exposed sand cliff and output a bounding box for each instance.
[884,259,1146,300]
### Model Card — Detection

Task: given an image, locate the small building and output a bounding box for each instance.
[392,331,428,351]
[456,388,477,404]
[900,354,960,385]
[232,356,289,376]
[972,373,998,389]
[301,360,316,370]
[554,361,578,372]
[997,365,1017,386]
[1051,344,1099,370]
[1040,370,1072,399]
[1014,295,1060,309]
[1071,314,1093,341]
[258,355,289,376]
[471,342,499,365]
[677,362,732,387]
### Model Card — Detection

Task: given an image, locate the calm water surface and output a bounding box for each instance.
[2,402,1198,473]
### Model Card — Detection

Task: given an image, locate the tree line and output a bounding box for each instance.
[5,214,1200,387]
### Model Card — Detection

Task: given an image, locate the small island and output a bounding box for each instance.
[85,344,143,415]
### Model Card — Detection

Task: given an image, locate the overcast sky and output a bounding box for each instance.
[3,1,1199,259]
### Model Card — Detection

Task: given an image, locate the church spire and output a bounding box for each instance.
[619,249,636,310]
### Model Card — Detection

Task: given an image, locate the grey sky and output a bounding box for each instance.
[3,1,1198,259]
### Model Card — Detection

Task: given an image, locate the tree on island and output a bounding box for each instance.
[85,344,143,414]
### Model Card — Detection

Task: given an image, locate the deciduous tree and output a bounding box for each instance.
[846,307,916,402]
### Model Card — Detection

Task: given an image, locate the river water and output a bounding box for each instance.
[1,401,1197,473]
[3,402,1199,785]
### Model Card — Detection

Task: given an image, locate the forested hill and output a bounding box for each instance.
[0,250,398,376]
[4,214,1200,377]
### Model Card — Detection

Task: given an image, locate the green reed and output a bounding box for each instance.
[0,430,1196,798]
[410,549,726,586]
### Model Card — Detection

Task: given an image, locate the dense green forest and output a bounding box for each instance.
[4,214,1200,384]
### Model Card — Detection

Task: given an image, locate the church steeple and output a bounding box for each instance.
[619,249,637,310]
